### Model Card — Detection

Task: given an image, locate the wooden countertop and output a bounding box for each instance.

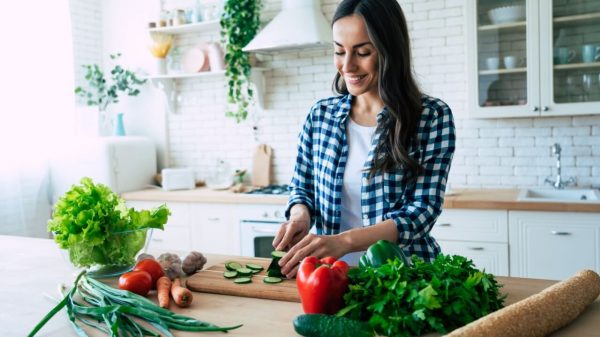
[122,187,600,212]
[4,235,599,337]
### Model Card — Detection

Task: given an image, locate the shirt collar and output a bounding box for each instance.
[333,94,389,123]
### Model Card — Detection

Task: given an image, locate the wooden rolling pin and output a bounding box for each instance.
[445,269,600,337]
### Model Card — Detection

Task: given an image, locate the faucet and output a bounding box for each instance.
[544,143,575,189]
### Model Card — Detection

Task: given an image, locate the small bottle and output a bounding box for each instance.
[174,9,186,25]
[158,9,168,27]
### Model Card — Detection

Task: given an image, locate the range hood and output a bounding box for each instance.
[243,0,332,53]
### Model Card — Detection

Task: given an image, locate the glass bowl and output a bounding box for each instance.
[56,228,154,278]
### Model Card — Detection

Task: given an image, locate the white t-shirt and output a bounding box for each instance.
[339,117,376,266]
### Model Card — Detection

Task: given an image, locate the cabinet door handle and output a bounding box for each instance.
[542,106,549,111]
[551,231,571,235]
[437,223,451,227]
[468,247,484,251]
[208,217,220,221]
[532,106,539,112]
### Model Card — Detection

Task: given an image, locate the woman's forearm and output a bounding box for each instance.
[337,219,398,253]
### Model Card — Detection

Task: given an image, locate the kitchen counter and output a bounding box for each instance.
[122,187,600,212]
[122,187,288,205]
[3,235,599,337]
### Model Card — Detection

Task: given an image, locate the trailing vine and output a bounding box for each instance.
[220,0,262,122]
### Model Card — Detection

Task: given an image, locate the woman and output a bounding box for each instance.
[273,0,456,278]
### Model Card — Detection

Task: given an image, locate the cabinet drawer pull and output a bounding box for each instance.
[208,217,220,221]
[437,223,451,227]
[551,231,571,236]
[468,247,484,251]
[152,238,164,242]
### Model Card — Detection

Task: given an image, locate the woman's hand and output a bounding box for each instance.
[277,233,349,278]
[272,204,312,252]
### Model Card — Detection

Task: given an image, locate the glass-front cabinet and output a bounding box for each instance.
[467,0,600,118]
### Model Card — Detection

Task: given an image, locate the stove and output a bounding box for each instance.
[245,184,291,195]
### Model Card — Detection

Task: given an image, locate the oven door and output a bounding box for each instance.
[240,220,281,258]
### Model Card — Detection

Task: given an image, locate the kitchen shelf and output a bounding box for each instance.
[478,21,526,32]
[145,70,225,80]
[148,20,220,35]
[150,68,267,114]
[553,62,600,71]
[553,12,600,27]
[479,67,527,76]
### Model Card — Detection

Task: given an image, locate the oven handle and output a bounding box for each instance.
[251,226,280,234]
[240,220,282,234]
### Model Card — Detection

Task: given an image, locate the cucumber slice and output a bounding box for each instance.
[267,258,284,278]
[225,261,242,271]
[236,267,253,276]
[250,269,261,274]
[223,270,238,279]
[246,263,264,271]
[263,276,283,284]
[271,250,287,259]
[233,277,252,284]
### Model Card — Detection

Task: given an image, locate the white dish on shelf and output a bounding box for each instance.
[488,5,525,24]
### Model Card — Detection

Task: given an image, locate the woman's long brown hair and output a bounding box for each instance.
[332,0,424,183]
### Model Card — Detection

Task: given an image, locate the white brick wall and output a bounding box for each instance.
[72,0,600,188]
[70,0,103,91]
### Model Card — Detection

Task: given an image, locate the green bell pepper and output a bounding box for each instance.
[358,240,412,269]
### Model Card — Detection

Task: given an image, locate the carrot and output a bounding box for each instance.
[156,276,172,308]
[171,278,193,307]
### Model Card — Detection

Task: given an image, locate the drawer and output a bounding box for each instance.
[437,240,509,276]
[148,226,192,252]
[431,209,508,243]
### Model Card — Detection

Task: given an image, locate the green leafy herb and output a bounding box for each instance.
[338,254,506,337]
[220,0,262,122]
[48,177,169,268]
[74,53,147,112]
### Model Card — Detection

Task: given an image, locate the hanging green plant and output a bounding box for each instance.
[220,0,262,123]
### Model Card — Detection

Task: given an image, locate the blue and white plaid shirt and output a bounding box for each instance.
[286,94,456,261]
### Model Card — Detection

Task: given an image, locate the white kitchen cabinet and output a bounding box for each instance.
[509,211,600,280]
[126,200,193,252]
[431,209,509,276]
[190,203,240,255]
[467,0,600,118]
[436,240,509,276]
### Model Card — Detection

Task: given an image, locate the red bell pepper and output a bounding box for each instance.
[296,256,350,314]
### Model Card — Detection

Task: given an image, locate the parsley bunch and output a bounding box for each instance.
[338,254,505,337]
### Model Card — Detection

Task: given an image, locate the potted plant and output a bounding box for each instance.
[220,0,262,123]
[74,53,147,136]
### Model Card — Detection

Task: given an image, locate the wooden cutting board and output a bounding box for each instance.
[186,257,300,302]
[251,144,272,187]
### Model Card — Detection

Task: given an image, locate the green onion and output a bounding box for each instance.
[28,271,242,336]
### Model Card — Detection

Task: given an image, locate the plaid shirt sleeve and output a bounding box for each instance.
[285,103,317,218]
[384,97,456,249]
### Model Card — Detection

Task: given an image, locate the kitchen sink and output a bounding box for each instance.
[517,188,600,202]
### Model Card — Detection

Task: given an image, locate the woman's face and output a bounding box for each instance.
[333,14,379,98]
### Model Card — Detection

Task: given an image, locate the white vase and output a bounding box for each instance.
[97,110,114,137]
[156,58,167,75]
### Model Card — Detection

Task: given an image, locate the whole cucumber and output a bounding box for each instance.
[293,314,374,337]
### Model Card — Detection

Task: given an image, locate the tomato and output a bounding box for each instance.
[134,258,165,289]
[118,270,152,296]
